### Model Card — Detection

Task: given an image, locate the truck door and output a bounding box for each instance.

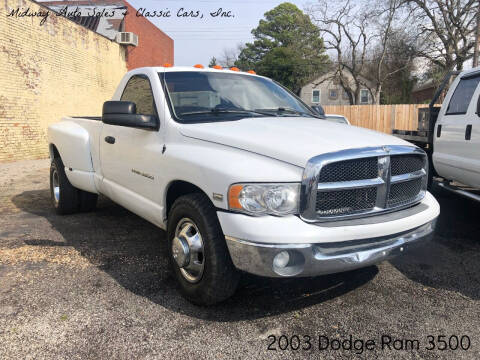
[433,73,480,187]
[100,74,165,226]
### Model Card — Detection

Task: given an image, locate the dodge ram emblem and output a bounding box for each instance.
[383,146,390,153]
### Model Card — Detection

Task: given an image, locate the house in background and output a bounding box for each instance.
[411,79,440,103]
[300,71,375,106]
[38,0,174,69]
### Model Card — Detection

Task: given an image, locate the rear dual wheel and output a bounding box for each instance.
[50,157,97,215]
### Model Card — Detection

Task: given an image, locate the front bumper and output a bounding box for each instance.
[225,219,436,277]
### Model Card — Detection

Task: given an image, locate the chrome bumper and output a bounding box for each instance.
[225,219,436,277]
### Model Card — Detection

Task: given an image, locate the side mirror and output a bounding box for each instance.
[311,105,325,116]
[102,101,158,130]
[317,105,325,116]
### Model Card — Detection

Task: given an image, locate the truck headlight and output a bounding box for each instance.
[228,183,300,216]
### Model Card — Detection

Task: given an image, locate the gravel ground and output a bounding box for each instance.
[0,159,479,359]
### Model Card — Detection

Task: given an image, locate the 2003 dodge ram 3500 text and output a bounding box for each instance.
[48,67,440,305]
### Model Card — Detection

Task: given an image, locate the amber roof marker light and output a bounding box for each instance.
[247,70,256,74]
[163,63,173,68]
[212,65,223,69]
[194,64,204,69]
[230,67,240,72]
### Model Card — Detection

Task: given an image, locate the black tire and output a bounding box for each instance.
[427,166,433,190]
[78,191,98,212]
[167,193,240,305]
[50,157,79,215]
[427,152,436,190]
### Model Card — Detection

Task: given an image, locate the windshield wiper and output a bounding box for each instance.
[180,108,271,117]
[255,107,321,118]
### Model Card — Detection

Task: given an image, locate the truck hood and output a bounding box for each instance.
[179,117,411,167]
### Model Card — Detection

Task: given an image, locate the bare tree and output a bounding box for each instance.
[310,0,414,104]
[405,0,478,71]
[309,0,371,104]
[371,30,419,103]
[363,0,417,103]
[218,44,245,68]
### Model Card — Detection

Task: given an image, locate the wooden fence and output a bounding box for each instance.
[323,104,430,134]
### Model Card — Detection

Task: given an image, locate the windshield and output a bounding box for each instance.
[160,71,318,122]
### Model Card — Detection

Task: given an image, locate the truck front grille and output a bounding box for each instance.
[315,187,377,216]
[318,158,378,182]
[300,146,427,222]
[390,155,424,176]
[387,177,423,208]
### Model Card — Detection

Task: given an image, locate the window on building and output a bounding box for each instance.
[329,89,338,100]
[446,75,480,115]
[360,89,369,104]
[312,89,320,103]
[121,75,157,115]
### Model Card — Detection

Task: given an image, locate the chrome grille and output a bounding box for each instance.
[391,155,424,176]
[318,158,378,182]
[387,177,423,207]
[300,146,427,222]
[316,187,377,216]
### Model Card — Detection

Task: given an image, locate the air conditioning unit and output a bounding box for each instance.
[115,32,138,46]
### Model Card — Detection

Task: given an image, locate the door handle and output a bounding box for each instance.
[465,124,472,140]
[436,124,442,138]
[104,136,116,144]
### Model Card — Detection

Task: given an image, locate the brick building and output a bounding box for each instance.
[123,1,174,70]
[0,0,173,162]
[411,80,436,104]
[38,0,174,70]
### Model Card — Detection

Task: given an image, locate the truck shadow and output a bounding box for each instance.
[389,186,480,300]
[12,189,377,322]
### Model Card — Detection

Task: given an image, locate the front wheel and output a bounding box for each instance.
[167,193,240,305]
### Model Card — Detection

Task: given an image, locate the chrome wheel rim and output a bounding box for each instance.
[172,218,205,283]
[52,169,60,204]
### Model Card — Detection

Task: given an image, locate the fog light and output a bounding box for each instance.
[273,251,290,269]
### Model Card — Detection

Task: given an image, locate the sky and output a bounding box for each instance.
[128,0,311,66]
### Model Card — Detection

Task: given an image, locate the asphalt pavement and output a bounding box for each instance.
[0,159,479,359]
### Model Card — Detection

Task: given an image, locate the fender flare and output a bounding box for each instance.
[47,120,94,172]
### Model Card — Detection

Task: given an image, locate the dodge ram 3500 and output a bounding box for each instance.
[48,67,440,305]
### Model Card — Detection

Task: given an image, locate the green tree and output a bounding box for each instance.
[208,56,218,67]
[235,2,329,93]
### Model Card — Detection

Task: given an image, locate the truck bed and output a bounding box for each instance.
[71,116,101,121]
[48,116,103,179]
[392,129,430,144]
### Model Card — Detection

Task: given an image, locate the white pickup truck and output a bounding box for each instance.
[393,67,480,201]
[48,66,439,305]
[434,68,480,196]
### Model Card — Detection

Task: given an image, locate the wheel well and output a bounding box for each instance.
[49,144,60,160]
[166,181,206,216]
